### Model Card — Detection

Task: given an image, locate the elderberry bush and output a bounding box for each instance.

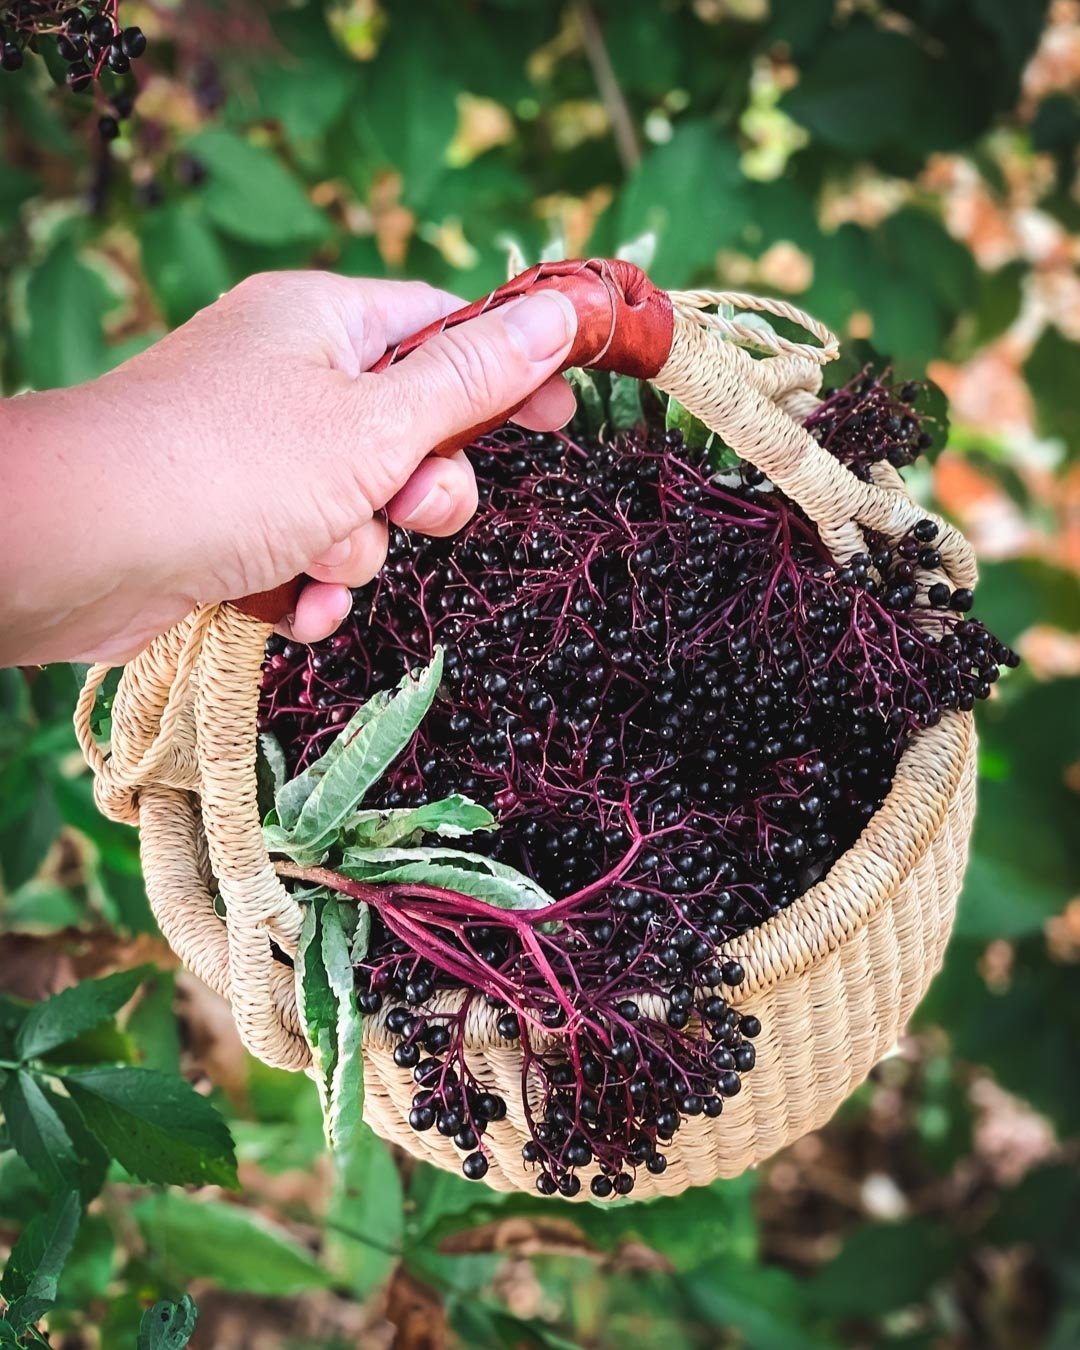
[0,0,145,129]
[261,369,1016,1196]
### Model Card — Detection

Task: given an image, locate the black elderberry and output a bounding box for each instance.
[119,24,145,57]
[87,14,113,45]
[927,583,951,608]
[721,960,745,987]
[462,1151,489,1180]
[646,1153,668,1175]
[2,41,23,70]
[496,1011,520,1039]
[950,588,974,613]
[409,1105,435,1131]
[590,1174,613,1198]
[393,1042,420,1069]
[739,1015,761,1038]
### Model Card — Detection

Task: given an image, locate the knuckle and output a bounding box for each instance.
[433,327,507,418]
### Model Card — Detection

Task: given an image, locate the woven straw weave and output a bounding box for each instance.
[76,287,978,1200]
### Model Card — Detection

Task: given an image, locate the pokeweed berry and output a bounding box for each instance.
[262,385,1014,1192]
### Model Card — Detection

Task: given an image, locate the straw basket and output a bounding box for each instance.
[76,259,978,1200]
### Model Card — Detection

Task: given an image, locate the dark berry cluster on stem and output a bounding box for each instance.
[261,392,1015,1193]
[1,0,145,131]
[806,367,935,479]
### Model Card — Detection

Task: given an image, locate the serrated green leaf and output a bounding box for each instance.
[137,1294,199,1350]
[61,1066,237,1187]
[0,1071,97,1194]
[133,1193,332,1295]
[347,794,495,849]
[296,900,336,1107]
[273,658,440,835]
[186,129,330,246]
[323,903,364,1157]
[282,652,444,860]
[0,1190,80,1333]
[16,965,149,1061]
[340,846,556,911]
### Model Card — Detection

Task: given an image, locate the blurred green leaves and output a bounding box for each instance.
[186,129,331,246]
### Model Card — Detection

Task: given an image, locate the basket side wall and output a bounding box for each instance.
[360,728,977,1200]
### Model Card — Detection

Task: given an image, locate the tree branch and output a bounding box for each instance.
[574,0,642,173]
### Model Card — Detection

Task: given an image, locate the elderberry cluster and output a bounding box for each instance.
[806,368,934,479]
[261,384,1015,1192]
[0,1,145,134]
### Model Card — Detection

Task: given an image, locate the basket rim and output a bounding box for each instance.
[361,709,976,1050]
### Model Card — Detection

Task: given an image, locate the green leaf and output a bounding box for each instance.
[0,1071,98,1194]
[804,1218,957,1317]
[16,966,149,1061]
[132,1193,332,1295]
[975,559,1080,647]
[283,652,444,860]
[61,1065,237,1187]
[608,373,645,431]
[295,898,365,1158]
[1026,325,1080,459]
[3,880,85,932]
[296,899,336,1101]
[325,1126,403,1297]
[56,1212,115,1309]
[957,678,1079,938]
[347,795,495,849]
[18,239,112,391]
[617,122,748,286]
[664,396,714,453]
[359,19,460,208]
[322,901,364,1156]
[0,1191,80,1333]
[782,22,979,160]
[251,7,359,145]
[272,657,442,835]
[137,1294,199,1350]
[139,203,233,327]
[684,1258,838,1350]
[566,369,606,436]
[340,845,557,911]
[186,130,330,246]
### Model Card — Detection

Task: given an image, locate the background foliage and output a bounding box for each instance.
[2,0,1079,1345]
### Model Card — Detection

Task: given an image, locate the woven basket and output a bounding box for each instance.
[76,260,978,1200]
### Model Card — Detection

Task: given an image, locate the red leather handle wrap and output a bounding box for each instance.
[235,259,673,624]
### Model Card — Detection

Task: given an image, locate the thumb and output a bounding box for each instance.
[373,289,578,470]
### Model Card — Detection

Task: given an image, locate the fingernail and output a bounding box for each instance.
[396,484,453,528]
[331,588,353,621]
[318,539,352,566]
[503,292,576,362]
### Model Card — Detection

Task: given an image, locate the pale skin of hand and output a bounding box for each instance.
[0,272,579,667]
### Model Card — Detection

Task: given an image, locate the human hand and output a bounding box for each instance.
[0,272,578,666]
